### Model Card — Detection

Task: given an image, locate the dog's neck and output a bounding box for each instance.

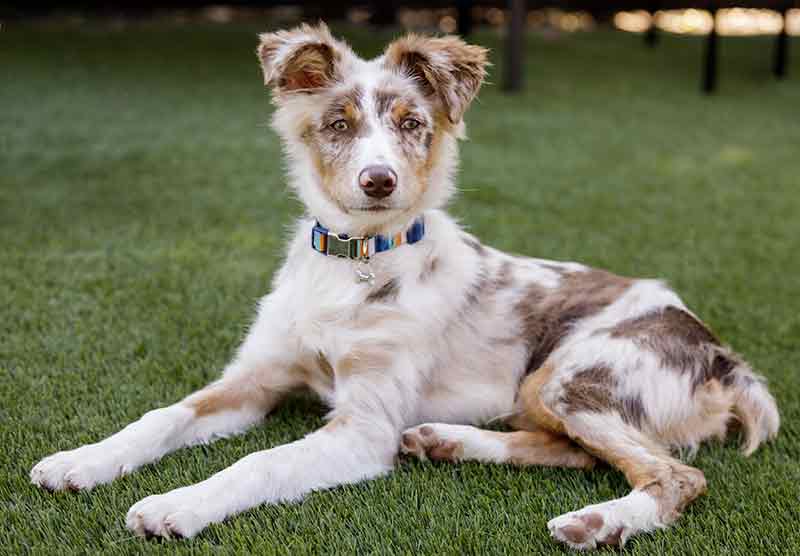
[311,215,426,262]
[309,209,428,240]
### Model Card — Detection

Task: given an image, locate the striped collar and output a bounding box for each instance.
[311,216,425,261]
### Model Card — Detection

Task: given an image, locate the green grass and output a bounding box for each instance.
[2,20,799,555]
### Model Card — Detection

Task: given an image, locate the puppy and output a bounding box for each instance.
[31,23,779,550]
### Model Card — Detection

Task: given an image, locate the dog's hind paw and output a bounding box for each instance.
[400,424,464,462]
[548,511,625,551]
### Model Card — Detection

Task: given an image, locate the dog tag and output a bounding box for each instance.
[355,262,375,285]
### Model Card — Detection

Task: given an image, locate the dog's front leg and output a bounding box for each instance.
[126,412,398,539]
[127,350,420,540]
[31,294,301,492]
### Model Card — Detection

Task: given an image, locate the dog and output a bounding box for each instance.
[30,23,779,550]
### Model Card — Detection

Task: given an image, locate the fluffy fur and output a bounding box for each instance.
[31,24,779,550]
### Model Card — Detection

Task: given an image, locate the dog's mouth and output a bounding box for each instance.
[350,205,398,212]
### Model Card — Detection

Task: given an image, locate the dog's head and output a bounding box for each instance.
[258,23,489,234]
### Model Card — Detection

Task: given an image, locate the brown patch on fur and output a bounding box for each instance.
[494,260,514,290]
[384,34,489,123]
[316,352,334,377]
[516,269,633,374]
[642,464,708,523]
[461,234,486,256]
[561,366,617,415]
[188,382,277,418]
[580,513,604,531]
[365,278,400,303]
[537,263,570,275]
[337,346,394,377]
[620,395,646,428]
[513,363,567,434]
[516,361,646,436]
[609,306,741,390]
[374,88,397,116]
[611,306,718,344]
[390,99,415,122]
[257,23,347,93]
[189,388,248,417]
[561,366,647,427]
[598,526,624,546]
[463,259,491,309]
[506,430,596,468]
[401,427,464,461]
[559,524,590,545]
[428,441,461,461]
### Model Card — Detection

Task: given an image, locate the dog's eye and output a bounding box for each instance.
[400,118,421,130]
[330,119,349,132]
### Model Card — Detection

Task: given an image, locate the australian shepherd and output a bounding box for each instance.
[31,23,779,550]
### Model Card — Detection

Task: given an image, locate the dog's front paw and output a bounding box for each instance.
[127,490,207,540]
[31,445,127,492]
[400,424,464,462]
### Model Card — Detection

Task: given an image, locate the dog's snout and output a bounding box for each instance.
[358,165,397,199]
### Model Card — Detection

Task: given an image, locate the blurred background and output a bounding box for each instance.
[3,2,799,92]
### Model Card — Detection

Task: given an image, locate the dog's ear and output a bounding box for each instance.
[384,35,489,124]
[257,22,347,94]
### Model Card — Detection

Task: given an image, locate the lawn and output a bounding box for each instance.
[1,19,799,555]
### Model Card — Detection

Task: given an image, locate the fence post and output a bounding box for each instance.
[773,5,789,79]
[503,0,526,92]
[702,5,718,93]
[457,0,473,37]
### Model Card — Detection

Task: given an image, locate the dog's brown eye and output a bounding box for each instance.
[400,118,421,130]
[330,119,349,132]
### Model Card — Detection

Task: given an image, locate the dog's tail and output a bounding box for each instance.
[730,364,780,456]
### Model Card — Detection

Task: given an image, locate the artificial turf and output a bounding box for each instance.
[1,18,799,555]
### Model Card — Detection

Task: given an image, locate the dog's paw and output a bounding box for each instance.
[400,424,464,462]
[127,490,206,540]
[31,445,127,492]
[548,510,626,551]
[548,490,661,550]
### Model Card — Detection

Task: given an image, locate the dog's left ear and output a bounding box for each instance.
[384,35,489,124]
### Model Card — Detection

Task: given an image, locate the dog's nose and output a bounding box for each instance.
[358,165,397,199]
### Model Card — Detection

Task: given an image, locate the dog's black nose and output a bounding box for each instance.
[359,165,397,199]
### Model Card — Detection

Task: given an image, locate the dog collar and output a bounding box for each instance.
[311,216,425,261]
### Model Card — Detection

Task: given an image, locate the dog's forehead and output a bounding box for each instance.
[329,59,426,113]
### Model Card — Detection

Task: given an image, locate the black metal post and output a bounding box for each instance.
[702,6,718,94]
[503,0,526,93]
[457,0,473,37]
[369,0,397,27]
[644,1,659,47]
[774,7,789,79]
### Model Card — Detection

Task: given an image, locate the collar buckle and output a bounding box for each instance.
[326,232,369,261]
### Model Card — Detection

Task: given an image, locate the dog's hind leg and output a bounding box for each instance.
[545,411,707,550]
[400,424,595,469]
[518,362,707,550]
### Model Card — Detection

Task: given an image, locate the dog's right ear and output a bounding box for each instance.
[257,22,347,94]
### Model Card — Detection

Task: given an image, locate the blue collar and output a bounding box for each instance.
[311,216,425,261]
